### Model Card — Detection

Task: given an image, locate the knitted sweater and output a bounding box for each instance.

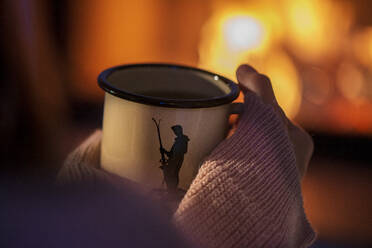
[174,92,315,247]
[57,92,316,248]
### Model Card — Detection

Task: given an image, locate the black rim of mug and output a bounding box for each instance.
[98,63,240,108]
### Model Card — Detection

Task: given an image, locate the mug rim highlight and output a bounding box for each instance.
[98,63,240,108]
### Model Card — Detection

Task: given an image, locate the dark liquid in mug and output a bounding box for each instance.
[138,90,224,100]
[107,67,229,101]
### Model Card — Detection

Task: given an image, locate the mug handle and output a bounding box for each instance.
[229,102,244,115]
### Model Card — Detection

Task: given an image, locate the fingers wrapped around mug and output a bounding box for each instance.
[235,64,313,178]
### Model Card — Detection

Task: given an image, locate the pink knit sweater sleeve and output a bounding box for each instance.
[174,92,316,248]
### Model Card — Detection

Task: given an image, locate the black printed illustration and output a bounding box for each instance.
[152,118,189,191]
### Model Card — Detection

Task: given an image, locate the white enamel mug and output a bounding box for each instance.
[98,64,242,191]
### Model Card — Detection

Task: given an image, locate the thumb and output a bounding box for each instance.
[236,64,277,106]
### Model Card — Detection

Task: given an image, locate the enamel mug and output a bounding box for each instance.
[98,64,241,191]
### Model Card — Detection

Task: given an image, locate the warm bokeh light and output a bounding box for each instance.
[224,16,264,51]
[284,0,353,63]
[197,0,372,126]
[337,62,365,103]
[262,50,301,118]
[198,4,300,118]
[65,0,372,134]
[352,27,372,70]
[198,5,277,79]
[302,67,332,106]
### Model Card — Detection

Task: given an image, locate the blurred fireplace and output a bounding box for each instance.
[67,0,372,137]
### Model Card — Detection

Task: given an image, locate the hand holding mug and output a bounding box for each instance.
[62,63,312,194]
[236,64,313,178]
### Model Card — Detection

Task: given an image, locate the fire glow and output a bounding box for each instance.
[224,16,264,51]
[69,0,372,134]
[198,0,372,133]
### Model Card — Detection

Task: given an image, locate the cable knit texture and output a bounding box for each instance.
[174,92,316,248]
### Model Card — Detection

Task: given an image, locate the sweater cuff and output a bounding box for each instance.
[174,92,316,248]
